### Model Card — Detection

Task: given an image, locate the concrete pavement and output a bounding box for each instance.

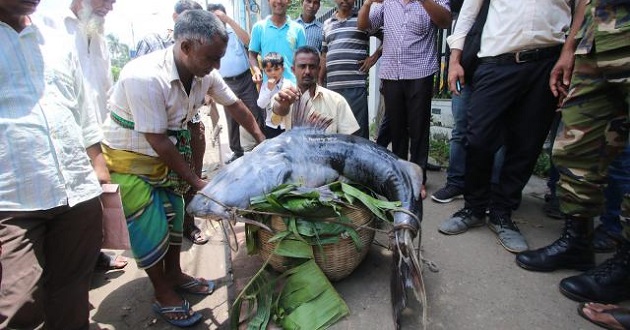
[87,109,604,329]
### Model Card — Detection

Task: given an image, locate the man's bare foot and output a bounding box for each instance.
[578,302,630,330]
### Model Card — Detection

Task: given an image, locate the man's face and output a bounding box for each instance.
[263,63,284,81]
[302,0,320,19]
[182,35,227,78]
[334,0,354,11]
[292,52,319,90]
[90,0,115,17]
[268,0,289,16]
[0,0,40,16]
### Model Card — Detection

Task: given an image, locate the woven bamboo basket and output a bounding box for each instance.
[257,205,375,281]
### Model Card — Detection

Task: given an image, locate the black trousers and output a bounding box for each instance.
[381,76,434,185]
[224,70,264,154]
[464,58,558,217]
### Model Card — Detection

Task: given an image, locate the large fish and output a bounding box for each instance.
[187,100,426,329]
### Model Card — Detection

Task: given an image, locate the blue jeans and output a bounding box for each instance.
[600,146,630,235]
[447,87,504,188]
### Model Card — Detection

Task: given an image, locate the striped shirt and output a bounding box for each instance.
[296,15,324,51]
[0,18,103,211]
[368,0,450,80]
[322,11,370,90]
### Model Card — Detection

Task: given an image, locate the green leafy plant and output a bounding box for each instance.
[232,181,402,329]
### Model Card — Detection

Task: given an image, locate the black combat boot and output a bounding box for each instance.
[515,217,595,272]
[559,240,630,303]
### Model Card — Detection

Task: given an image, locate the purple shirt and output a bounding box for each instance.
[368,0,449,80]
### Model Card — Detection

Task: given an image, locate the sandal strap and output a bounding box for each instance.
[154,299,191,314]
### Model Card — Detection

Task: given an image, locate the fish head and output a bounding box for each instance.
[186,191,231,219]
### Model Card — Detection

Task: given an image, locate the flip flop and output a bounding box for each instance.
[177,277,216,295]
[152,299,202,328]
[95,253,128,271]
[184,227,209,245]
[578,303,630,330]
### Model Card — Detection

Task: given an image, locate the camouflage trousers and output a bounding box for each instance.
[553,41,630,238]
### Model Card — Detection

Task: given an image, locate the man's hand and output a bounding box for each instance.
[86,143,111,184]
[274,86,301,109]
[448,62,466,96]
[549,50,575,106]
[251,67,262,85]
[358,54,379,72]
[213,10,228,23]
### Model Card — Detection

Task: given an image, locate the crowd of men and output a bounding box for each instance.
[0,0,628,328]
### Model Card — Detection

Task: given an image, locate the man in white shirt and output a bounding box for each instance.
[44,0,129,272]
[0,1,109,328]
[438,0,574,253]
[101,10,264,327]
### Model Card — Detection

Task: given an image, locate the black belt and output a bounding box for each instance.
[479,45,562,64]
[223,69,250,82]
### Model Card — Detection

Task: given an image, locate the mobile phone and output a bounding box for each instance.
[456,80,462,93]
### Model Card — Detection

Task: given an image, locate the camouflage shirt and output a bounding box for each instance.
[575,0,630,54]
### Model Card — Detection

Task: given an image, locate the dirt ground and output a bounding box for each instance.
[87,108,605,329]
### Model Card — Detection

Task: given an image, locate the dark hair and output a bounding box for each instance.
[174,9,228,44]
[206,3,226,13]
[174,0,203,15]
[293,46,320,65]
[262,52,284,68]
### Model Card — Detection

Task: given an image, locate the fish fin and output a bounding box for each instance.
[291,94,333,131]
[391,229,427,330]
[397,159,424,201]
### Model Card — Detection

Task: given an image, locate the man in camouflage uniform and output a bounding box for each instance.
[516,0,630,305]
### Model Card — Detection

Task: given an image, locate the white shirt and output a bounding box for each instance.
[42,10,113,124]
[0,18,103,211]
[102,47,239,157]
[258,78,294,129]
[446,0,572,56]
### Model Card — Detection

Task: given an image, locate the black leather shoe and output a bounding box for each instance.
[593,225,621,253]
[516,217,594,272]
[559,242,630,303]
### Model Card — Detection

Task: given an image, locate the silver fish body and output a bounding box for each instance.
[188,127,422,233]
[187,127,425,328]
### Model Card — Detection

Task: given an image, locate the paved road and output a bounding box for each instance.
[88,109,603,329]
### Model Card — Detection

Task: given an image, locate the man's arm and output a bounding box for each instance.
[248,51,262,85]
[145,133,206,191]
[225,100,266,143]
[549,0,587,101]
[357,0,381,31]
[319,51,327,85]
[358,45,382,72]
[214,10,251,46]
[86,143,111,184]
[419,0,452,29]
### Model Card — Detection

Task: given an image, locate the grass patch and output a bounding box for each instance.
[429,133,450,166]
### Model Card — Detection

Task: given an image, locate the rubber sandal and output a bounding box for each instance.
[177,277,216,295]
[152,299,202,328]
[185,227,209,245]
[578,303,630,330]
[95,253,128,271]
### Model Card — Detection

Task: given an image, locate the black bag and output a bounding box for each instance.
[460,0,491,83]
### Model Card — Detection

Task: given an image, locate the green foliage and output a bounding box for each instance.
[429,133,450,166]
[533,150,551,177]
[106,34,131,81]
[234,181,400,329]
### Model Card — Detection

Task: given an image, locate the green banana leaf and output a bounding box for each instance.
[278,260,350,330]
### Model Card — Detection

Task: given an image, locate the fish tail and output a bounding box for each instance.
[391,228,426,330]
